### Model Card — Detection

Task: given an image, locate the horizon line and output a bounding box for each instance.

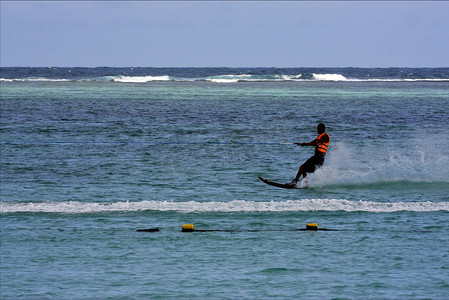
[2,66,449,69]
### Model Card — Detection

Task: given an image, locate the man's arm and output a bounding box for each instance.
[295,140,318,147]
[295,134,328,147]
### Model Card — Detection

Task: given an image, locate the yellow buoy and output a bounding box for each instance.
[182,224,194,232]
[306,223,318,230]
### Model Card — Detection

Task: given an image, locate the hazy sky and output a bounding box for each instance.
[1,1,448,67]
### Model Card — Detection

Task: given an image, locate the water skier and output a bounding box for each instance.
[289,123,330,186]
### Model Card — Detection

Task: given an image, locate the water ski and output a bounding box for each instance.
[258,176,298,189]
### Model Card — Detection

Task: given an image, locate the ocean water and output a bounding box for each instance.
[1,67,449,299]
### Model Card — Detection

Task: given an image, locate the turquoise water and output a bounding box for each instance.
[1,68,449,299]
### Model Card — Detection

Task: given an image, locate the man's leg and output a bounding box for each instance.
[293,164,307,183]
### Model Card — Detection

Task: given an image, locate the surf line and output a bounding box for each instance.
[137,223,337,233]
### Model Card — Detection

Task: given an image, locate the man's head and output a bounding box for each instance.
[317,123,325,134]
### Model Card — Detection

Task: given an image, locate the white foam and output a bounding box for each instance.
[312,73,347,81]
[345,78,449,82]
[206,78,240,83]
[113,75,171,83]
[205,74,252,83]
[2,75,448,83]
[288,74,303,81]
[1,199,448,214]
[0,77,70,82]
[204,74,303,83]
[272,74,303,81]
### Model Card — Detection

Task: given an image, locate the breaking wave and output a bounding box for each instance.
[1,199,448,214]
[0,77,71,82]
[3,72,449,83]
[110,75,171,83]
[312,73,347,81]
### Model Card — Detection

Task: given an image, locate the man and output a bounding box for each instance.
[289,123,330,186]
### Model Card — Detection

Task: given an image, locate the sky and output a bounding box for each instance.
[1,1,448,68]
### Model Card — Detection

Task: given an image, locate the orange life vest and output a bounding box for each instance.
[315,133,330,155]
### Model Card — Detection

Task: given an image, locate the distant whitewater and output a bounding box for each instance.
[1,67,449,83]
